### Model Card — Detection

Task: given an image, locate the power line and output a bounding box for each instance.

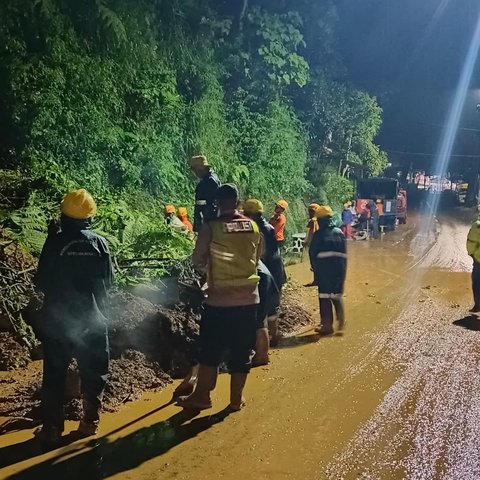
[386,149,480,158]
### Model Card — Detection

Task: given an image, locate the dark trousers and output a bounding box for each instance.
[319,297,345,328]
[42,330,109,430]
[473,261,480,308]
[198,305,257,374]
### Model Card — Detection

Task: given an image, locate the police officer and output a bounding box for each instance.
[178,184,262,412]
[309,205,347,335]
[190,155,220,233]
[34,189,114,447]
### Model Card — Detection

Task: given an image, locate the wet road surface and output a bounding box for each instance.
[1,210,478,480]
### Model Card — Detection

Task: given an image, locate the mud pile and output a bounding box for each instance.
[278,283,314,334]
[0,332,31,370]
[0,231,36,333]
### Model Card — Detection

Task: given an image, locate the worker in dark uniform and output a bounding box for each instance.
[190,155,220,233]
[253,261,280,366]
[309,205,347,336]
[34,189,114,448]
[366,200,380,239]
[244,199,286,347]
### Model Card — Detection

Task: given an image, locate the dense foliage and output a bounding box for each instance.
[0,0,388,271]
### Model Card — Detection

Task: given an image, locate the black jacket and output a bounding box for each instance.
[309,220,347,295]
[257,217,286,289]
[35,217,114,339]
[258,261,280,322]
[194,169,220,232]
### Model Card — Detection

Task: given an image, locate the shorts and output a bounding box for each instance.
[198,304,257,374]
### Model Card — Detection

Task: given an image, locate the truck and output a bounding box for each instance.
[355,177,407,230]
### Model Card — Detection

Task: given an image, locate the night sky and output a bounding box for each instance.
[336,0,480,173]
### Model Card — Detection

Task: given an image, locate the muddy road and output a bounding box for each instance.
[1,210,479,480]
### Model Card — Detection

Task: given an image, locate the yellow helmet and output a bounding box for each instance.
[308,203,321,211]
[164,204,176,215]
[316,205,334,218]
[177,207,188,217]
[60,189,97,220]
[276,199,289,211]
[244,199,264,215]
[189,155,209,168]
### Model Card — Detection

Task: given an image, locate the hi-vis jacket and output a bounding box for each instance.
[309,221,347,299]
[467,220,480,263]
[193,211,262,307]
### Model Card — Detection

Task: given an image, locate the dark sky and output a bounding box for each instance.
[336,0,480,173]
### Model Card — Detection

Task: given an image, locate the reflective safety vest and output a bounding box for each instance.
[467,220,480,263]
[208,214,261,288]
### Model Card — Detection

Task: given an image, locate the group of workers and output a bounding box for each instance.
[340,199,384,240]
[32,154,347,449]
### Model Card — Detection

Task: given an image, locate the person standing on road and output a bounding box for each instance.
[244,199,286,348]
[178,184,262,412]
[269,200,288,248]
[309,206,347,335]
[253,261,280,365]
[341,201,354,240]
[190,155,221,233]
[34,189,114,448]
[467,217,480,313]
[366,200,380,239]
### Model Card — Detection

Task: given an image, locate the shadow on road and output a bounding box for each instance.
[453,315,480,331]
[3,407,232,480]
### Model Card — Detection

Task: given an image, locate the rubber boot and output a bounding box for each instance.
[173,364,199,399]
[177,365,217,410]
[268,316,279,347]
[230,373,248,411]
[333,298,346,330]
[252,328,269,366]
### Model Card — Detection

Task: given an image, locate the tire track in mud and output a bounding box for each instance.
[325,292,480,479]
[325,213,480,480]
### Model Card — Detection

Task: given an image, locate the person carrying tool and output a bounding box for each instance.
[190,155,220,233]
[34,189,114,448]
[244,199,286,349]
[177,207,193,232]
[309,205,347,335]
[269,199,288,248]
[467,216,480,313]
[341,201,354,240]
[177,184,262,412]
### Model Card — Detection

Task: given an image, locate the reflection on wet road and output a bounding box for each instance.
[1,210,479,480]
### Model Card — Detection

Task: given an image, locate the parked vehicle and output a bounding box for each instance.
[356,178,403,230]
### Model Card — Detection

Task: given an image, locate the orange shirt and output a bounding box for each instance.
[180,217,193,232]
[269,213,286,242]
[376,204,384,216]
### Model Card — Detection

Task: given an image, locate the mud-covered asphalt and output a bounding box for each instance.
[1,209,478,480]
